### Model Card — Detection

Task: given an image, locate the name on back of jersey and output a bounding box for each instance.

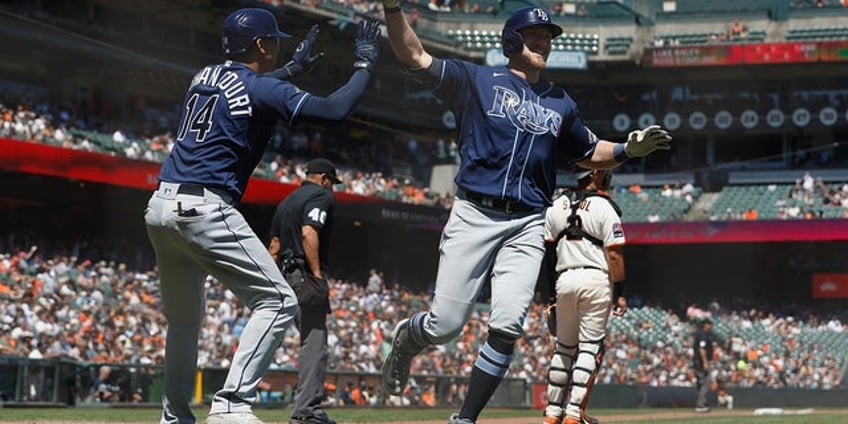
[191,64,251,117]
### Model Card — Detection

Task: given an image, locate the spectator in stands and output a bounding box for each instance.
[367,269,384,294]
[744,208,758,220]
[409,7,421,27]
[93,365,120,402]
[728,20,747,39]
[577,4,588,16]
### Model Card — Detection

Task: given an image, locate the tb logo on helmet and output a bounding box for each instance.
[500,6,563,57]
[532,7,550,22]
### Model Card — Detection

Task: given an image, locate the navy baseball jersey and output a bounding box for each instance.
[425,59,598,208]
[159,60,311,201]
[270,180,336,268]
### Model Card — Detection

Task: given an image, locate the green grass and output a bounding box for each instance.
[0,407,844,423]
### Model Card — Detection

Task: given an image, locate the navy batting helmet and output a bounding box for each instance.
[222,8,290,55]
[501,6,563,56]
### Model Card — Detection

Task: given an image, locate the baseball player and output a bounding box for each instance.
[542,168,627,424]
[143,8,380,424]
[268,158,340,424]
[377,4,671,423]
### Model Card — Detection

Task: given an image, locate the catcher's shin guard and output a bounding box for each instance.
[544,339,576,419]
[565,338,604,420]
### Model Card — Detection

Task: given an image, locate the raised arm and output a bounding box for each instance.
[297,19,380,121]
[381,1,432,69]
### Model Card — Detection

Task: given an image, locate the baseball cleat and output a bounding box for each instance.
[381,318,413,396]
[581,413,600,424]
[448,413,475,424]
[543,415,562,424]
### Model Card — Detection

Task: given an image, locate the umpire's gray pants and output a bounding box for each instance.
[286,268,330,422]
[695,368,711,408]
[145,182,298,424]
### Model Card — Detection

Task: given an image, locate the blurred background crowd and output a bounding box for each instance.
[2,241,845,406]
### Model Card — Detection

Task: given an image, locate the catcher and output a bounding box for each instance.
[542,168,628,424]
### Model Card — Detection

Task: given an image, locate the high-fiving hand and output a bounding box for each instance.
[625,125,672,158]
[353,19,381,71]
[279,25,323,79]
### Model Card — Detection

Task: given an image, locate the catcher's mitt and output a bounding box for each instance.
[546,302,556,336]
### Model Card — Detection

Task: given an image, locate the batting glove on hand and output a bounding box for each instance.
[282,25,324,79]
[353,19,381,71]
[625,125,672,158]
[381,0,401,9]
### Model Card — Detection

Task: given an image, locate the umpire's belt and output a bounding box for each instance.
[458,189,541,214]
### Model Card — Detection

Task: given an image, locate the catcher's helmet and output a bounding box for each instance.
[222,8,290,55]
[501,6,563,57]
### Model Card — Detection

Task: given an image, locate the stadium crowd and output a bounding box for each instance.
[0,97,457,209]
[1,242,845,405]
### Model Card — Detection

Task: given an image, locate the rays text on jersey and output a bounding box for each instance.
[486,86,562,135]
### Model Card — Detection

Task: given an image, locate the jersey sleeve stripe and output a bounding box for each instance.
[290,92,311,125]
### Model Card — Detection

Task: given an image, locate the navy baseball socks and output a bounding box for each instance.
[381,312,428,396]
[455,335,515,423]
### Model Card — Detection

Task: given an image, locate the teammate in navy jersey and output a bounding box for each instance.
[144,8,380,424]
[377,4,672,423]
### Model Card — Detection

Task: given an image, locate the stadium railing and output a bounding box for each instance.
[0,356,529,408]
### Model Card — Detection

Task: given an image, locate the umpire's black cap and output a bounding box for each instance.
[306,158,342,184]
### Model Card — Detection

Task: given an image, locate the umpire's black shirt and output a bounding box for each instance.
[270,180,335,269]
[693,329,713,371]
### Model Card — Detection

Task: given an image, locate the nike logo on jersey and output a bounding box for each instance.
[493,72,507,77]
[486,86,562,135]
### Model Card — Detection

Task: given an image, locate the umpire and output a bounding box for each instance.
[693,318,714,413]
[268,158,340,424]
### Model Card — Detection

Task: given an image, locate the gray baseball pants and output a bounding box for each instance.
[420,197,545,343]
[695,368,711,408]
[145,182,298,424]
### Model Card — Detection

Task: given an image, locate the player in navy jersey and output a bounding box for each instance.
[377,4,672,423]
[144,8,380,424]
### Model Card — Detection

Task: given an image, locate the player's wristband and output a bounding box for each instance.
[613,143,630,163]
[383,0,402,13]
[612,281,624,300]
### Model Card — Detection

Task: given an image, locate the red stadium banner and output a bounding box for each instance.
[743,42,819,64]
[623,220,848,244]
[811,273,848,299]
[647,45,742,67]
[647,40,848,67]
[0,138,375,205]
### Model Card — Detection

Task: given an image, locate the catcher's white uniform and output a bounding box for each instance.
[543,190,625,423]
